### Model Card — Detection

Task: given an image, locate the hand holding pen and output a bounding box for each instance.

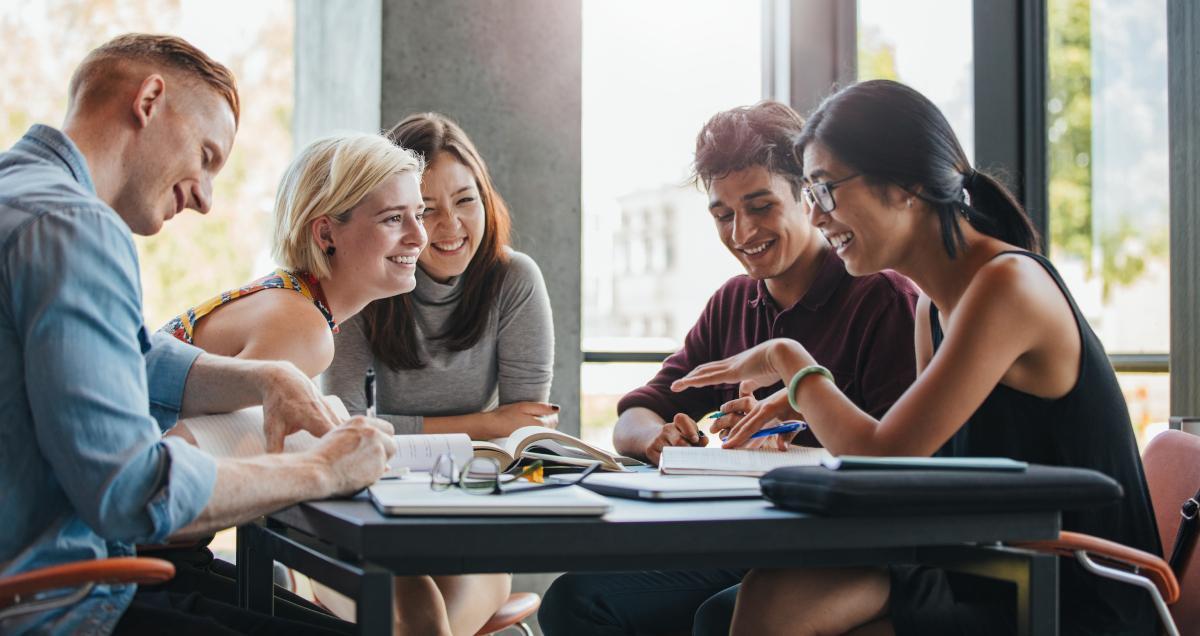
[715,387,804,450]
[708,409,805,450]
[644,412,708,466]
[726,389,803,450]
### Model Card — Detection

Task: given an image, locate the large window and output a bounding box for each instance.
[579,1,763,447]
[856,0,1170,445]
[857,0,974,160]
[1046,0,1169,445]
[0,0,294,330]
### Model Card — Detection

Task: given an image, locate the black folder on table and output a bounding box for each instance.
[760,463,1123,516]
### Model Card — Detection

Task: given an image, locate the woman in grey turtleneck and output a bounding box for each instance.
[320,113,554,635]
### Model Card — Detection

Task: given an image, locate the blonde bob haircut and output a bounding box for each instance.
[272,133,424,278]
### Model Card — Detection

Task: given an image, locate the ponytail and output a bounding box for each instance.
[959,170,1040,253]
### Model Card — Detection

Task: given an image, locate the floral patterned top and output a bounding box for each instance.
[159,268,338,344]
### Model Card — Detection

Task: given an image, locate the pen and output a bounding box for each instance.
[721,421,807,442]
[365,368,376,419]
[748,421,806,439]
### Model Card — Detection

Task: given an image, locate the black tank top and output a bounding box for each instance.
[930,251,1161,633]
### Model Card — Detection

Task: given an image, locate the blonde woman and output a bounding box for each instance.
[162,133,427,380]
[322,115,543,633]
[164,134,496,635]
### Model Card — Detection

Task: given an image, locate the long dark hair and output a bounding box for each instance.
[362,113,512,370]
[795,80,1040,257]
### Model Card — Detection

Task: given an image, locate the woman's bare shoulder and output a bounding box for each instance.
[203,289,335,377]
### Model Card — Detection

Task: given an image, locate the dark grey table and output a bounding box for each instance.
[236,493,1061,635]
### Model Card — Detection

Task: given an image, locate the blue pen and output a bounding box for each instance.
[721,421,807,442]
[748,421,806,439]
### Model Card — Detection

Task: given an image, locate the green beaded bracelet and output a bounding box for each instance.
[787,365,834,412]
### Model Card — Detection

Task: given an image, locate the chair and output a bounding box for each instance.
[1016,429,1200,635]
[476,592,540,636]
[0,557,175,622]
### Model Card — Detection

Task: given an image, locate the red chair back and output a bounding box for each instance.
[1142,429,1200,632]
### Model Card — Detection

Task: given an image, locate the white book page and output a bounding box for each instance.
[389,434,473,473]
[182,398,471,474]
[498,426,555,456]
[183,396,351,457]
[660,446,832,477]
[524,439,595,460]
[502,426,617,460]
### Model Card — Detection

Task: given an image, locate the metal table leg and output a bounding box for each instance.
[354,564,394,636]
[235,522,275,615]
[242,522,395,635]
[920,545,1059,636]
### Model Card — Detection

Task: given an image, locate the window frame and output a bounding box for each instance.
[581,0,1176,385]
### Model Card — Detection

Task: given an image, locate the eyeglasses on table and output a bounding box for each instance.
[430,454,599,495]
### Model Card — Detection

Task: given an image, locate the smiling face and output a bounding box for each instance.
[321,172,427,299]
[418,152,485,282]
[707,165,819,281]
[802,141,915,276]
[115,82,236,236]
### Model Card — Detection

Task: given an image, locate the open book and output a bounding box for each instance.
[176,398,474,476]
[473,426,645,472]
[660,446,834,477]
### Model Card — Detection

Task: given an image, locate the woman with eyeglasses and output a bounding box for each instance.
[672,80,1160,635]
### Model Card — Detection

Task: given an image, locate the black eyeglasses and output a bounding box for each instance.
[801,173,861,214]
[430,454,599,495]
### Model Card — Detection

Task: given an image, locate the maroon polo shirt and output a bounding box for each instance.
[619,249,919,436]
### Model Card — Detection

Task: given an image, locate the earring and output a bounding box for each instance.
[325,246,336,256]
[906,198,913,208]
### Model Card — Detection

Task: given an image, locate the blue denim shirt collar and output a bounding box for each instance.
[20,124,97,196]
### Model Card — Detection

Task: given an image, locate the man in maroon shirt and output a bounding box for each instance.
[614,101,918,464]
[540,101,920,636]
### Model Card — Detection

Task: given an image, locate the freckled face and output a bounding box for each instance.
[118,86,235,235]
[324,172,428,298]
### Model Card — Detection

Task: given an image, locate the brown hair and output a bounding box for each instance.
[363,112,512,370]
[69,33,240,126]
[692,100,806,199]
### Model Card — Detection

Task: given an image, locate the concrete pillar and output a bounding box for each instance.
[293,0,382,149]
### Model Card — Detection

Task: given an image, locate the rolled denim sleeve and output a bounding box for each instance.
[9,207,215,542]
[146,331,202,432]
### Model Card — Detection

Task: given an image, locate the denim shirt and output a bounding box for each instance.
[0,125,217,635]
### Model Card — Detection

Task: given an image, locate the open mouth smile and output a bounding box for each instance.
[431,237,467,254]
[738,239,775,259]
[825,231,854,252]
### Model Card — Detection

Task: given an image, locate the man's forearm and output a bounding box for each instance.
[613,407,666,460]
[179,353,291,417]
[171,452,331,539]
